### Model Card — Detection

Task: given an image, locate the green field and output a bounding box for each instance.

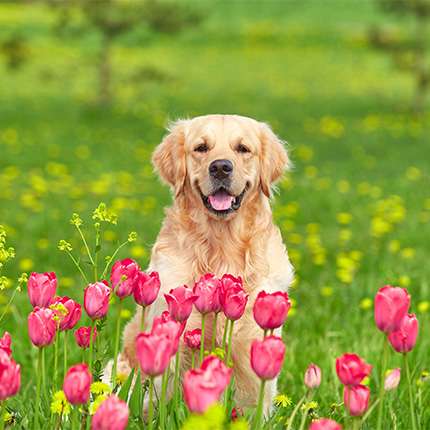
[1,1,429,428]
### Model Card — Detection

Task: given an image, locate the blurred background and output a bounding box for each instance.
[0,0,429,425]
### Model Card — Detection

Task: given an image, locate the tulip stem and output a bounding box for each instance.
[0,401,5,430]
[112,300,123,389]
[404,353,418,430]
[173,350,181,405]
[286,393,307,430]
[63,331,68,378]
[160,368,169,429]
[200,314,206,363]
[191,351,195,369]
[54,327,59,389]
[140,306,146,332]
[252,379,266,430]
[351,417,361,430]
[211,313,218,351]
[94,223,101,281]
[222,319,229,351]
[226,320,234,366]
[147,377,154,430]
[376,335,389,430]
[88,320,96,377]
[34,347,43,430]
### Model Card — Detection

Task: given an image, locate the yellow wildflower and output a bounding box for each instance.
[417,301,429,314]
[50,390,71,416]
[360,298,373,310]
[274,394,292,408]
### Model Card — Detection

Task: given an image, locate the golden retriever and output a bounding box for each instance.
[111,114,294,412]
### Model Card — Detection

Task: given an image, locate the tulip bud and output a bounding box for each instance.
[63,363,92,405]
[335,353,372,386]
[52,296,82,331]
[304,363,322,389]
[193,274,222,314]
[374,285,410,333]
[164,285,198,322]
[91,395,129,430]
[0,332,12,356]
[388,313,419,353]
[28,307,57,347]
[136,332,172,377]
[184,329,202,350]
[343,384,370,416]
[309,418,342,430]
[253,290,291,330]
[250,335,285,380]
[27,272,57,308]
[133,271,160,307]
[84,281,111,320]
[74,326,97,349]
[110,258,140,299]
[0,349,21,400]
[384,368,401,391]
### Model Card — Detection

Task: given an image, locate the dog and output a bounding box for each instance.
[110,114,294,411]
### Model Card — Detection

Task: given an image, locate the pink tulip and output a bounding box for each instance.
[304,363,322,389]
[28,307,57,347]
[253,291,291,330]
[151,311,184,356]
[343,384,370,416]
[184,329,202,350]
[309,418,342,430]
[164,285,198,322]
[74,326,97,349]
[193,273,222,314]
[110,258,140,299]
[0,332,12,356]
[220,276,248,321]
[384,368,401,391]
[183,357,231,414]
[388,313,419,353]
[374,285,410,333]
[133,271,160,306]
[250,335,285,380]
[0,349,21,401]
[52,296,82,331]
[84,281,111,320]
[136,332,172,376]
[27,272,57,308]
[335,353,372,386]
[91,395,129,430]
[63,363,92,405]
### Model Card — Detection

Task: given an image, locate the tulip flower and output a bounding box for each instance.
[164,285,198,322]
[343,384,370,416]
[335,353,372,386]
[184,329,201,368]
[136,332,172,377]
[52,296,82,331]
[183,358,232,414]
[304,363,322,389]
[151,311,183,356]
[63,363,92,405]
[309,418,342,430]
[75,326,97,349]
[220,283,248,321]
[27,271,57,308]
[110,258,139,299]
[91,395,129,430]
[374,285,410,333]
[384,368,401,391]
[388,313,419,353]
[28,307,57,347]
[133,271,160,307]
[0,349,21,401]
[83,281,111,320]
[0,332,12,356]
[193,273,222,314]
[253,290,291,331]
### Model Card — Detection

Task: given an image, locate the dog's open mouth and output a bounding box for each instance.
[200,186,247,216]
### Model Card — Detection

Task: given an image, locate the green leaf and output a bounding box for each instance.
[118,368,135,402]
[129,369,143,417]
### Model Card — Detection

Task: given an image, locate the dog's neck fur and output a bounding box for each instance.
[156,187,273,289]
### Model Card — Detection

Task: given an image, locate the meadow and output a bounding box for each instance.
[0,1,429,428]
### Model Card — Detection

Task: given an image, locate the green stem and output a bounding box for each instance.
[111,300,123,389]
[42,347,46,396]
[263,329,268,339]
[54,327,59,389]
[200,314,206,364]
[222,318,229,351]
[0,286,19,324]
[298,391,311,430]
[140,306,146,332]
[286,393,307,430]
[226,320,234,366]
[376,335,389,430]
[0,401,5,430]
[63,331,68,379]
[148,377,154,430]
[404,353,418,430]
[211,313,218,351]
[252,380,266,430]
[75,225,95,267]
[34,348,43,430]
[101,240,129,279]
[362,398,380,423]
[88,320,96,377]
[174,350,181,406]
[160,368,169,429]
[191,351,195,369]
[352,417,361,430]
[65,250,89,284]
[94,223,100,282]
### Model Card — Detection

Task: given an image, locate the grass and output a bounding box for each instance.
[0,1,429,428]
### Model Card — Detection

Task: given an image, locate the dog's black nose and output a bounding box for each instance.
[209,159,233,179]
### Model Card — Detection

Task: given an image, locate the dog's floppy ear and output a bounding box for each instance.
[259,123,290,197]
[152,120,188,197]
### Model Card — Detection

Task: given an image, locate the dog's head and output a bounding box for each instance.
[152,114,290,219]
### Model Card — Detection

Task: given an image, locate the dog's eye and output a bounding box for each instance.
[236,144,251,154]
[194,143,209,153]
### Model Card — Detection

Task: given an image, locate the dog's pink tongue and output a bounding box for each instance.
[208,191,234,211]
